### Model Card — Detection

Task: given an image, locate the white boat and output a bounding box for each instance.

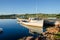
[21,20,43,27]
[17,18,44,34]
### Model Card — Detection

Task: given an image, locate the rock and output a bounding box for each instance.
[55,21,60,27]
[25,36,34,40]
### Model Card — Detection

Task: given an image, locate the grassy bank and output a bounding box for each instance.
[55,32,60,39]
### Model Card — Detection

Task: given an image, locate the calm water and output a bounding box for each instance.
[0,19,31,40]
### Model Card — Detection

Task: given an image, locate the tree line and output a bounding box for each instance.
[0,14,16,19]
[17,13,60,19]
[0,13,60,19]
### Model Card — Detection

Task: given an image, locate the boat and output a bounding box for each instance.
[17,18,44,27]
[17,18,44,34]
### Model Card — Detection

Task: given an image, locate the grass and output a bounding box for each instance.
[55,32,60,39]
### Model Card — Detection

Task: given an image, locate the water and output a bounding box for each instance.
[0,19,31,40]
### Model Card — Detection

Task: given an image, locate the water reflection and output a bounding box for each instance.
[0,19,31,40]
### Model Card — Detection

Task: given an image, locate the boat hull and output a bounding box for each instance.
[17,18,44,34]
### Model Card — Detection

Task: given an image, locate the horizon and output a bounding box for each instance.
[0,0,60,14]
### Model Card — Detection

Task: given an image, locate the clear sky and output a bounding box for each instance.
[0,0,60,14]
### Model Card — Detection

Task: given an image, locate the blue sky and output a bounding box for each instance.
[0,0,60,14]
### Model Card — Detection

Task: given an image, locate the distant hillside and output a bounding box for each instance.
[17,13,60,19]
[0,14,16,19]
[0,13,60,19]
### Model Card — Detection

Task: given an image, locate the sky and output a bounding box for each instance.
[0,0,60,14]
